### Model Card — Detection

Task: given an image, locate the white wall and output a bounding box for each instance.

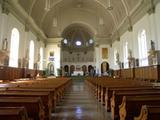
[155,3,160,50]
[111,2,160,70]
[0,5,45,69]
[98,44,110,73]
[0,5,2,47]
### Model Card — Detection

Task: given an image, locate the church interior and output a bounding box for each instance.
[0,0,160,119]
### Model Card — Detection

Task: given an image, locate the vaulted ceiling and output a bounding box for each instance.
[5,0,158,44]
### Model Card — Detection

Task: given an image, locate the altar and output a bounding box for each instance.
[71,71,83,76]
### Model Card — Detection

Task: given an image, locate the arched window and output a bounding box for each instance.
[138,29,148,66]
[114,49,117,65]
[9,28,20,67]
[29,40,34,69]
[123,41,128,68]
[39,47,43,70]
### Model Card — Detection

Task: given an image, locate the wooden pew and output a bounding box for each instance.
[85,77,153,111]
[111,89,160,120]
[97,80,151,111]
[104,86,155,111]
[7,77,71,111]
[18,84,66,109]
[0,97,44,120]
[134,105,160,120]
[0,77,71,119]
[0,107,28,120]
[119,95,160,120]
[6,87,56,111]
[0,91,52,120]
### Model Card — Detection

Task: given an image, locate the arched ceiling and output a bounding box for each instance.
[16,0,149,44]
[61,23,95,52]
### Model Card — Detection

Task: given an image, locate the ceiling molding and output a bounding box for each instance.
[8,0,47,42]
[111,0,158,43]
[47,37,62,45]
[39,0,63,28]
[39,0,116,30]
[28,0,36,15]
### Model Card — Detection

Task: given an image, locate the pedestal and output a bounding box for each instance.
[148,50,160,65]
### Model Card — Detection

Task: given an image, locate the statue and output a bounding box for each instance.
[151,40,155,50]
[116,52,120,64]
[148,40,157,65]
[128,49,132,58]
[128,49,135,68]
[0,38,9,65]
[2,38,8,50]
[116,52,121,68]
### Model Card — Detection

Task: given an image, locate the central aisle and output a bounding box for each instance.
[52,79,111,120]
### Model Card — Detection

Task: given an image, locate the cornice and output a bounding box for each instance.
[47,37,63,44]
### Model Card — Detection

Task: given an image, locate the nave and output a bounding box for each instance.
[52,79,111,120]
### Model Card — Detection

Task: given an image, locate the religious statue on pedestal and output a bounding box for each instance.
[151,40,155,51]
[128,49,135,68]
[116,52,121,68]
[148,40,157,65]
[2,38,8,51]
[23,48,29,68]
[0,38,9,66]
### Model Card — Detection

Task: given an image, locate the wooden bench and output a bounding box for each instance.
[104,86,156,111]
[0,107,28,120]
[0,77,71,119]
[0,91,52,120]
[119,95,160,120]
[111,89,160,120]
[0,97,44,120]
[85,78,153,109]
[134,105,160,120]
[96,80,151,111]
[6,77,71,112]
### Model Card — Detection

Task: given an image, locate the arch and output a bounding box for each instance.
[101,61,109,74]
[9,28,20,67]
[70,65,75,74]
[88,65,93,73]
[47,62,54,75]
[64,65,69,72]
[82,65,87,76]
[82,65,87,72]
[61,22,96,38]
[138,29,148,66]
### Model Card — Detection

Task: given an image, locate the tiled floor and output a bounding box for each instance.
[52,80,112,120]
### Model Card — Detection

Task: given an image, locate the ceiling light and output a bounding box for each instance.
[76,41,81,46]
[63,39,68,44]
[89,39,94,44]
